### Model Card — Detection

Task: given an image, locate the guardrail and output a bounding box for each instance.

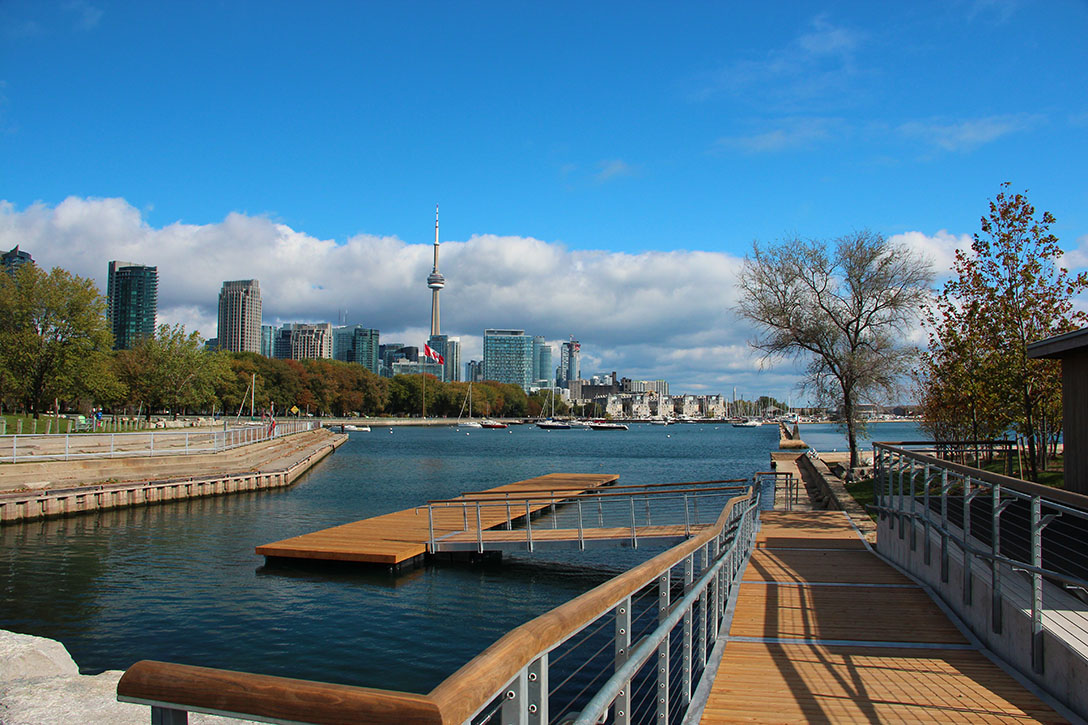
[872,441,1088,675]
[424,480,749,553]
[0,420,318,463]
[117,483,761,724]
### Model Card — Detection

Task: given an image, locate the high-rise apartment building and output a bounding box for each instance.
[260,325,275,357]
[334,325,381,374]
[532,336,553,387]
[425,334,461,382]
[483,329,533,391]
[273,323,333,360]
[465,360,484,383]
[559,337,581,388]
[217,280,262,353]
[2,245,34,276]
[106,261,158,350]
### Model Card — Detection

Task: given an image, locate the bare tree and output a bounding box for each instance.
[737,230,933,469]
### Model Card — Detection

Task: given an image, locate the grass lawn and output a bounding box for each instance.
[844,476,877,520]
[1,413,79,435]
[979,456,1065,489]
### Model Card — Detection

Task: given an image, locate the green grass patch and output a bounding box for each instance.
[844,477,878,521]
[1,414,78,435]
[977,455,1065,489]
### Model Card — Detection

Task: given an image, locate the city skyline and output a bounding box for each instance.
[2,2,1085,399]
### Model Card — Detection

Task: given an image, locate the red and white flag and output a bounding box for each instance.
[423,343,445,365]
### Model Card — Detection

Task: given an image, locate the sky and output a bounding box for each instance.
[1,1,1086,401]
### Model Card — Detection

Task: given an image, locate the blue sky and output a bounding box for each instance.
[2,1,1087,400]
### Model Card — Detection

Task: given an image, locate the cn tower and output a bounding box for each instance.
[427,205,445,336]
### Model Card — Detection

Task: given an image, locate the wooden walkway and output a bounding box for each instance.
[255,473,619,566]
[701,511,1066,723]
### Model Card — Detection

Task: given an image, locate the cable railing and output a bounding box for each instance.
[0,420,318,463]
[872,442,1088,675]
[423,480,749,553]
[117,483,761,724]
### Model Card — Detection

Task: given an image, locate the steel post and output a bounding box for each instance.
[923,462,931,565]
[682,554,694,705]
[614,597,632,725]
[151,707,188,725]
[940,469,950,583]
[527,653,548,725]
[501,667,529,725]
[964,479,980,605]
[908,460,917,551]
[657,570,670,724]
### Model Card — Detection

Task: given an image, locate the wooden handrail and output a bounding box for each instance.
[117,661,443,725]
[456,478,747,498]
[117,488,752,725]
[427,489,751,724]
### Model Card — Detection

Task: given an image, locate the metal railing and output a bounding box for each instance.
[872,442,1088,675]
[0,420,318,463]
[117,483,762,725]
[424,480,749,553]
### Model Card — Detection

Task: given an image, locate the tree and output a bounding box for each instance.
[738,230,933,468]
[921,184,1087,481]
[119,324,229,418]
[0,264,114,416]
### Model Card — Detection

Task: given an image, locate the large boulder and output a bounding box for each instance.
[0,630,79,682]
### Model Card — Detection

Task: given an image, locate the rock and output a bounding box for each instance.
[0,631,257,724]
[0,630,79,681]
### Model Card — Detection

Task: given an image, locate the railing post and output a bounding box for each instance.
[698,543,709,668]
[897,456,905,539]
[577,499,584,551]
[150,430,155,457]
[151,706,188,724]
[1030,496,1060,675]
[527,652,548,725]
[656,569,670,724]
[614,597,632,725]
[505,495,512,530]
[427,504,435,553]
[476,503,484,554]
[65,434,69,461]
[963,477,981,606]
[991,483,1012,634]
[908,460,917,551]
[629,498,637,549]
[940,469,950,583]
[501,666,529,725]
[525,500,533,553]
[682,553,694,706]
[922,462,932,565]
[683,494,691,536]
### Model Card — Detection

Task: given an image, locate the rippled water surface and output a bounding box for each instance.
[1,422,785,692]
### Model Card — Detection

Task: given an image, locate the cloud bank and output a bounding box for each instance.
[1,197,982,399]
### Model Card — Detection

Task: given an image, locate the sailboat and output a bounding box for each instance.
[536,389,571,430]
[457,383,483,429]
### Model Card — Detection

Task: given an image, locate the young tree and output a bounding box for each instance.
[738,230,933,468]
[0,265,114,416]
[120,324,229,418]
[923,184,1087,480]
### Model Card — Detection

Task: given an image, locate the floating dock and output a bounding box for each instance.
[256,472,620,567]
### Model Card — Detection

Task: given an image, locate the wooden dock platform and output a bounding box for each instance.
[701,511,1066,723]
[255,473,619,566]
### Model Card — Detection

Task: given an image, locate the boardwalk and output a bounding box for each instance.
[701,511,1065,723]
[255,472,619,566]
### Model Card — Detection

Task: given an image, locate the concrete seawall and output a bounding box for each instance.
[0,429,346,526]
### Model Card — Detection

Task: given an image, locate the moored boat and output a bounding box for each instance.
[588,420,628,431]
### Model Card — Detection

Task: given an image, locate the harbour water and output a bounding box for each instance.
[0,421,915,694]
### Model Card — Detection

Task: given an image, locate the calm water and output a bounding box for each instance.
[794,420,922,453]
[0,422,784,693]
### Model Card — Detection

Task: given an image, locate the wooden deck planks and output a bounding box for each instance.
[700,510,1063,723]
[255,473,619,565]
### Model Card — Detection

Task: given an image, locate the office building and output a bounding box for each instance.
[217,280,262,353]
[261,325,275,357]
[335,325,381,374]
[2,246,34,276]
[466,360,484,383]
[426,334,461,382]
[380,343,418,377]
[483,329,533,391]
[106,261,158,350]
[559,337,581,388]
[273,323,333,360]
[532,336,553,387]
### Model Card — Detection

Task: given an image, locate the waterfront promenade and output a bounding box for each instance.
[700,510,1066,722]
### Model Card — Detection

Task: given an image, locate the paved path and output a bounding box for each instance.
[701,510,1066,723]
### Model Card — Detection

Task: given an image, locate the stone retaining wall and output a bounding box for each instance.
[0,433,345,525]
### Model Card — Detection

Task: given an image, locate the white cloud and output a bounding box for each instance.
[0,196,796,396]
[715,117,839,154]
[594,159,636,182]
[898,114,1042,152]
[886,229,971,280]
[1064,234,1088,271]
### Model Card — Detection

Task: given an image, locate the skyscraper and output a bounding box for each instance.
[483,329,533,391]
[559,336,581,388]
[334,325,381,374]
[107,261,158,350]
[217,280,262,353]
[273,323,333,360]
[427,205,445,337]
[532,336,553,387]
[1,245,33,276]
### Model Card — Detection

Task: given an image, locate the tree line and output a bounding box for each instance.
[0,268,564,420]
